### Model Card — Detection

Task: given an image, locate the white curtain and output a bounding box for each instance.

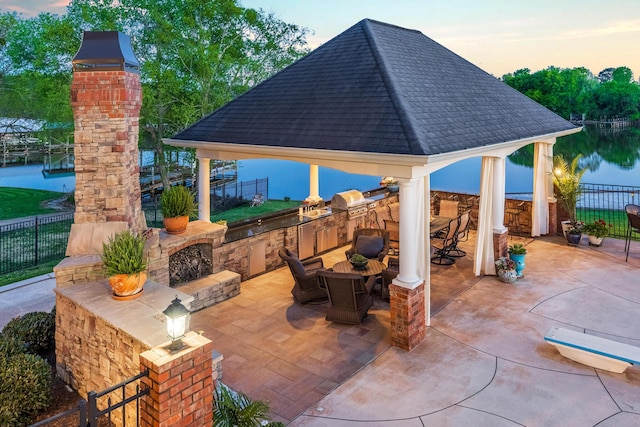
[532,142,551,236]
[416,175,430,325]
[474,157,496,276]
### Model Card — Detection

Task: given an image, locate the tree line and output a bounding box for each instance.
[1,1,639,185]
[501,66,640,121]
[0,0,310,185]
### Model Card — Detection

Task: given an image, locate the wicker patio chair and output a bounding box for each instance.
[380,256,399,300]
[278,247,328,304]
[317,270,376,324]
[345,228,390,262]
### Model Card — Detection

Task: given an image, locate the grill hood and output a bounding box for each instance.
[330,190,366,210]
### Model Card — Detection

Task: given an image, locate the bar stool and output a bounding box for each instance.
[505,201,526,235]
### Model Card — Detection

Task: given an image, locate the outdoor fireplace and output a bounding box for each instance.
[168,243,213,286]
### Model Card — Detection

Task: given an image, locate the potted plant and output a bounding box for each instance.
[349,253,369,270]
[581,219,610,246]
[386,179,399,192]
[160,185,197,234]
[508,243,527,277]
[565,222,583,246]
[495,257,517,283]
[101,230,148,299]
[552,154,586,237]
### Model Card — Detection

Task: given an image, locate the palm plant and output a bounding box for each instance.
[552,154,586,224]
[213,384,281,427]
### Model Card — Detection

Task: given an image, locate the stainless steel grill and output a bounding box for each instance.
[330,190,376,219]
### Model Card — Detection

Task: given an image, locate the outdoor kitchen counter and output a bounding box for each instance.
[223,189,392,244]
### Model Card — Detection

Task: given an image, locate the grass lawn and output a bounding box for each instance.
[0,187,64,220]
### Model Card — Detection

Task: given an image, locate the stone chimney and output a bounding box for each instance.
[70,31,146,232]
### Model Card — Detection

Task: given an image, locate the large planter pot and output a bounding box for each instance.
[163,216,189,234]
[587,235,604,246]
[497,269,518,284]
[108,272,147,300]
[509,253,526,277]
[566,232,582,246]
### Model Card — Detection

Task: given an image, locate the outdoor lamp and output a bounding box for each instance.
[163,296,190,351]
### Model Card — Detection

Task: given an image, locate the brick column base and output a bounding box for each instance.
[140,332,214,426]
[389,282,426,351]
[494,229,508,261]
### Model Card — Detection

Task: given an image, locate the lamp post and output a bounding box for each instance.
[163,296,190,351]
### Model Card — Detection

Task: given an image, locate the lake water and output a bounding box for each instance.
[2,125,638,198]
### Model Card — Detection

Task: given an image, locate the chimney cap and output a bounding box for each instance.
[72,31,140,74]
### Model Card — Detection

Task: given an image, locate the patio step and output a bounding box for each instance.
[175,270,241,312]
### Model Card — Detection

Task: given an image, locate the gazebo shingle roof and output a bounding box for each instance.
[172,19,576,155]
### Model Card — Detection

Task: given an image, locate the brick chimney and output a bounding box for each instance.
[70,31,146,232]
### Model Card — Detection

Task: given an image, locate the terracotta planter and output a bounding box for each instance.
[108,272,147,299]
[163,216,189,234]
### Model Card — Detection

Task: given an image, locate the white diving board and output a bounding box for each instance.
[544,326,640,373]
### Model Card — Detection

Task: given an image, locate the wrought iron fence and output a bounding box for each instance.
[0,212,73,275]
[577,183,640,239]
[29,370,148,427]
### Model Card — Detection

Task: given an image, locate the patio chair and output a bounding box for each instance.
[278,247,328,304]
[625,204,640,262]
[380,256,399,300]
[345,228,390,262]
[384,219,399,255]
[317,270,376,324]
[449,210,471,258]
[431,217,460,265]
[505,200,526,235]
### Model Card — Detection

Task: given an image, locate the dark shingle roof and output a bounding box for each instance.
[172,19,576,156]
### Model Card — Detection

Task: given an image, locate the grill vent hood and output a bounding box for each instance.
[330,190,366,210]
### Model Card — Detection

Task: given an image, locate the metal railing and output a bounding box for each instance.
[0,212,73,275]
[577,183,640,239]
[29,370,149,427]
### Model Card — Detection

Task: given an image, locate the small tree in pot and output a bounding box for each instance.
[160,185,197,234]
[552,154,586,229]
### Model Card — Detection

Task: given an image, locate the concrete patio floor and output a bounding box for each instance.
[191,232,640,426]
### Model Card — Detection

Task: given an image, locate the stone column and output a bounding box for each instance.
[70,31,145,232]
[139,332,214,426]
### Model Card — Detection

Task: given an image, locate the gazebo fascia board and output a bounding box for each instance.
[164,125,581,180]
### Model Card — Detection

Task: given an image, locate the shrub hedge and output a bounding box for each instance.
[1,310,55,356]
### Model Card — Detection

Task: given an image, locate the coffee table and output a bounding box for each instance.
[332,259,386,276]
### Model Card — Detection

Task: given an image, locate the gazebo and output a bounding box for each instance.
[164,19,580,349]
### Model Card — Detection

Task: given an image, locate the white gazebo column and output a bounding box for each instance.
[389,178,426,351]
[197,157,211,222]
[305,164,322,204]
[492,156,508,262]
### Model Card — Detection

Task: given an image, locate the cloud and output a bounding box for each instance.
[561,20,640,38]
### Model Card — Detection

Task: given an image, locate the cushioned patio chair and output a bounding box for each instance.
[278,247,328,304]
[345,228,390,262]
[625,204,640,262]
[317,270,376,324]
[431,217,460,265]
[438,199,459,218]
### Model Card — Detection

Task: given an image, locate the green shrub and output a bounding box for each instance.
[0,353,51,425]
[1,311,55,356]
[0,335,26,358]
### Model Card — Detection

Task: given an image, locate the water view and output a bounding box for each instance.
[1,125,638,198]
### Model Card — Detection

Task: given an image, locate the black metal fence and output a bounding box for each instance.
[577,183,640,239]
[29,370,149,427]
[0,212,74,275]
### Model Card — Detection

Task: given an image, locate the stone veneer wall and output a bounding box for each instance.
[70,70,145,231]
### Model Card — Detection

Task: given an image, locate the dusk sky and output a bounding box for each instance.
[2,0,640,79]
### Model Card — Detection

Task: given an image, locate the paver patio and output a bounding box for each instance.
[191,233,640,425]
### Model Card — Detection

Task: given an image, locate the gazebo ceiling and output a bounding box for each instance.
[165,19,579,175]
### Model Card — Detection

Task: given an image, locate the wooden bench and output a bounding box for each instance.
[544,326,640,373]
